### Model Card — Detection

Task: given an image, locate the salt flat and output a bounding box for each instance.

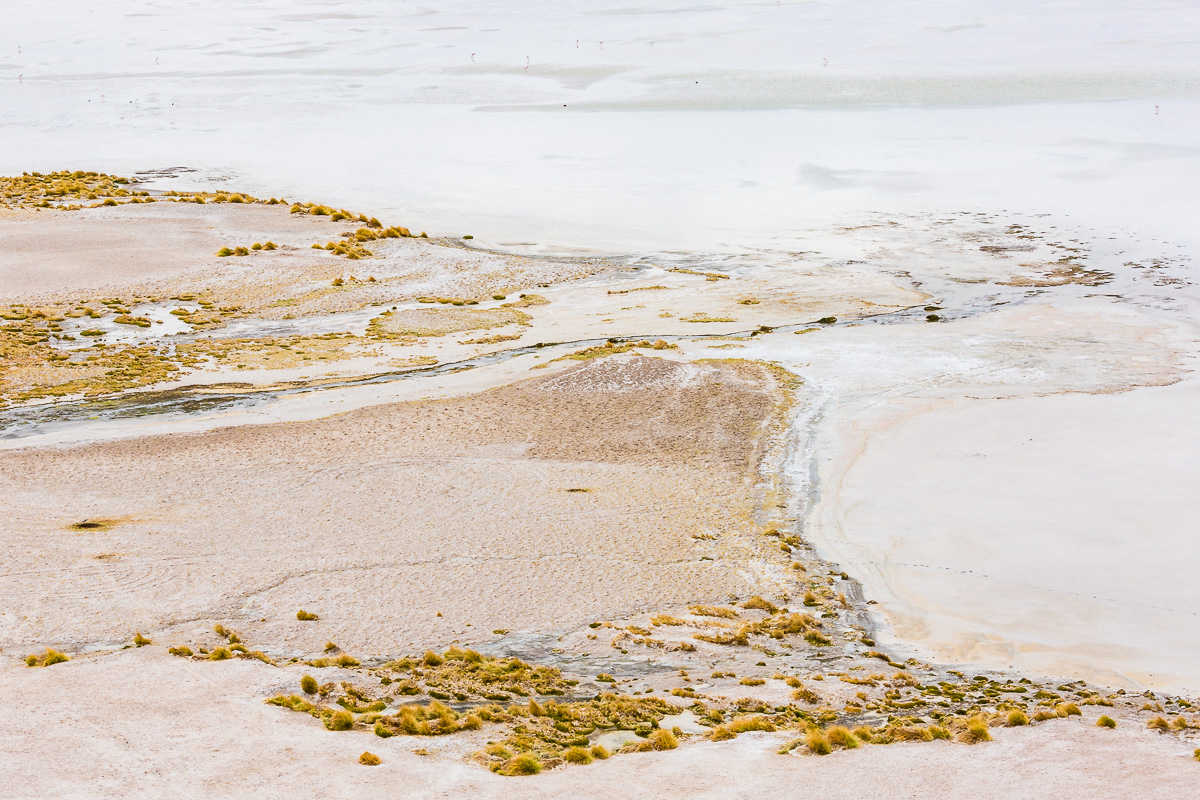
[2,0,1200,793]
[829,378,1200,693]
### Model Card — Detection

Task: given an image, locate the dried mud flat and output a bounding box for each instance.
[2,177,1199,797]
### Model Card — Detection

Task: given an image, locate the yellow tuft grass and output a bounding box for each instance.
[689,605,738,619]
[958,716,992,744]
[742,595,779,614]
[500,753,542,776]
[24,648,70,667]
[648,728,678,750]
[826,726,859,749]
[359,751,381,766]
[1056,702,1082,718]
[327,710,355,731]
[805,729,832,755]
[564,746,593,765]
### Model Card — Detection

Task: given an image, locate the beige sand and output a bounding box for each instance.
[0,356,785,654]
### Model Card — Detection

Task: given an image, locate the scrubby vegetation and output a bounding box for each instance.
[24,648,70,667]
[552,339,677,363]
[0,171,138,209]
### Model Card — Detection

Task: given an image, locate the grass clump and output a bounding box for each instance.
[359,751,381,766]
[216,247,233,257]
[1056,702,1082,717]
[887,725,934,742]
[791,686,820,704]
[208,647,232,661]
[296,609,319,621]
[739,677,765,686]
[648,729,679,751]
[742,595,779,614]
[300,675,318,694]
[1006,710,1029,727]
[723,716,776,737]
[24,648,70,667]
[133,632,151,647]
[564,745,593,764]
[689,605,738,619]
[327,710,355,731]
[590,744,610,760]
[1147,716,1170,731]
[499,753,542,776]
[1097,715,1117,729]
[168,646,193,658]
[958,716,992,744]
[805,728,832,755]
[825,726,859,749]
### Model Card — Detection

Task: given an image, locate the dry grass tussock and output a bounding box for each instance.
[957,716,992,744]
[688,605,739,619]
[742,595,779,614]
[709,715,776,741]
[24,648,69,667]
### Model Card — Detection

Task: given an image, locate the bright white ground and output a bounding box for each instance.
[829,377,1200,693]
